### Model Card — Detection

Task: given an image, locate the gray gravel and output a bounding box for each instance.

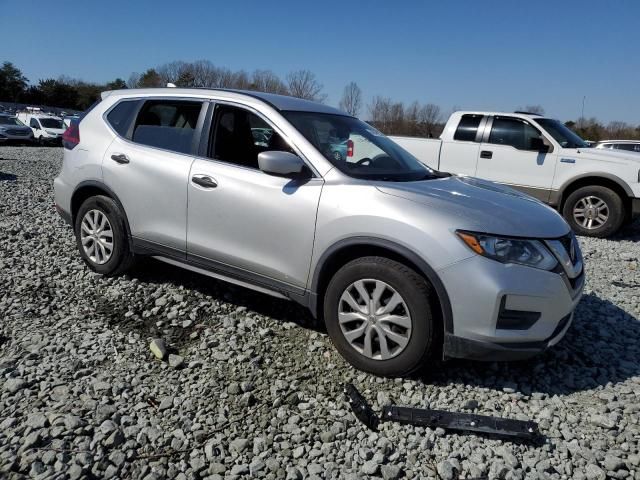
[1,146,639,479]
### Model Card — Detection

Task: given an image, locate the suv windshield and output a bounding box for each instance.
[535,118,590,149]
[40,118,63,129]
[283,111,435,181]
[0,116,24,126]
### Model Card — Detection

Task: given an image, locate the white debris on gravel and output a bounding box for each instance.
[1,146,639,479]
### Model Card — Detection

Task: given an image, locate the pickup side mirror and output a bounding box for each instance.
[258,151,307,177]
[530,136,552,153]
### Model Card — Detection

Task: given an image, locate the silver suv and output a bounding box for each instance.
[54,89,584,376]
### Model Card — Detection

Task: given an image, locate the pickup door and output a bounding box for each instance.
[475,116,557,202]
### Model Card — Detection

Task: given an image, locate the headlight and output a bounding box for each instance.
[456,231,558,271]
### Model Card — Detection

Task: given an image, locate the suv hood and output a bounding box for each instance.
[377,175,570,238]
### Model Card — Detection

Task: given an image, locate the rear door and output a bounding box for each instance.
[438,114,484,176]
[475,116,557,201]
[186,102,323,291]
[102,98,206,255]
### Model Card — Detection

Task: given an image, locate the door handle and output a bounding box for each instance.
[480,150,493,159]
[192,174,218,189]
[111,153,130,164]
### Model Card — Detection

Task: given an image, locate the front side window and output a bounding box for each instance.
[454,114,483,141]
[40,118,63,129]
[488,117,542,151]
[210,105,293,169]
[534,118,589,149]
[107,100,138,137]
[283,111,433,181]
[131,100,202,154]
[614,143,640,152]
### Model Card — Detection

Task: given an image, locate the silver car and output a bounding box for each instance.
[0,114,34,143]
[54,89,584,376]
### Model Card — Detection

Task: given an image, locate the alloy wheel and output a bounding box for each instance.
[338,279,412,360]
[80,209,114,265]
[573,195,609,230]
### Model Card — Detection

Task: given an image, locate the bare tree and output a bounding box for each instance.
[286,70,326,102]
[127,72,141,88]
[419,103,442,137]
[250,70,288,94]
[339,82,362,116]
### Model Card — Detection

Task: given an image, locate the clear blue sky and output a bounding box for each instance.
[1,0,638,123]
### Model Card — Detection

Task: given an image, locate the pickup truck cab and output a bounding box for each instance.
[391,112,640,237]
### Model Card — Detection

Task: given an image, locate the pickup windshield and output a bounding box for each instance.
[535,118,590,149]
[283,111,435,181]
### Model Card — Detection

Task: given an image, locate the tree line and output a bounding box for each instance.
[1,60,638,141]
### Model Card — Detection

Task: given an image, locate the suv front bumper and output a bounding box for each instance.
[437,253,584,361]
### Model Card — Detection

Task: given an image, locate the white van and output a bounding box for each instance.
[17,110,66,145]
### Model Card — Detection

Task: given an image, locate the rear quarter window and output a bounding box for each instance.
[106,100,139,137]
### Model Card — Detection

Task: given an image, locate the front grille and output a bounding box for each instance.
[559,234,574,261]
[6,129,30,136]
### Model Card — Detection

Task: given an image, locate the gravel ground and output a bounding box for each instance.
[0,146,639,480]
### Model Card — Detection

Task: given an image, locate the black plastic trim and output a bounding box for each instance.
[630,197,640,219]
[131,237,310,307]
[309,237,454,334]
[71,180,134,249]
[496,296,541,330]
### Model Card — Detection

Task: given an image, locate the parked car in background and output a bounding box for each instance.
[17,111,65,145]
[595,140,640,153]
[391,112,640,237]
[54,88,584,377]
[62,115,81,130]
[0,114,34,144]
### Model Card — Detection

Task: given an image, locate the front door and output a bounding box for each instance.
[186,103,322,291]
[475,116,557,202]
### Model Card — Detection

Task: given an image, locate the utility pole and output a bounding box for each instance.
[581,96,586,120]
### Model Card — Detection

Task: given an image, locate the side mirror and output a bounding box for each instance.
[258,151,307,177]
[530,137,551,153]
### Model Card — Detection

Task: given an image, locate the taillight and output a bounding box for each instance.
[62,122,80,150]
[347,139,354,157]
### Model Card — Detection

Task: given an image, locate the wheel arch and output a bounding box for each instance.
[71,181,133,244]
[309,237,454,335]
[556,174,632,221]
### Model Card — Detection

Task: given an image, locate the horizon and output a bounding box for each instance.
[2,0,639,124]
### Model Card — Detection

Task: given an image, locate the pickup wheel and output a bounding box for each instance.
[562,185,624,237]
[323,256,438,377]
[74,195,135,276]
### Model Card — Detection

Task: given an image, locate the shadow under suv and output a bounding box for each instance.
[54,88,585,376]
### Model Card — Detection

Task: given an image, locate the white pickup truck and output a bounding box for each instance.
[391,111,640,237]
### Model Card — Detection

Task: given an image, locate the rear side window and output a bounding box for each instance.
[454,114,482,141]
[30,118,40,128]
[488,117,542,151]
[131,100,203,154]
[106,100,138,137]
[614,143,640,152]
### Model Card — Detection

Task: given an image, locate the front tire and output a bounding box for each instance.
[562,185,624,237]
[74,195,134,276]
[323,256,438,377]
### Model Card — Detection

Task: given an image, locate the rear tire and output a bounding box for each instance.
[323,256,438,377]
[562,185,624,237]
[74,195,135,276]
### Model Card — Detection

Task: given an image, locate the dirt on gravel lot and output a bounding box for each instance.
[1,146,639,480]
